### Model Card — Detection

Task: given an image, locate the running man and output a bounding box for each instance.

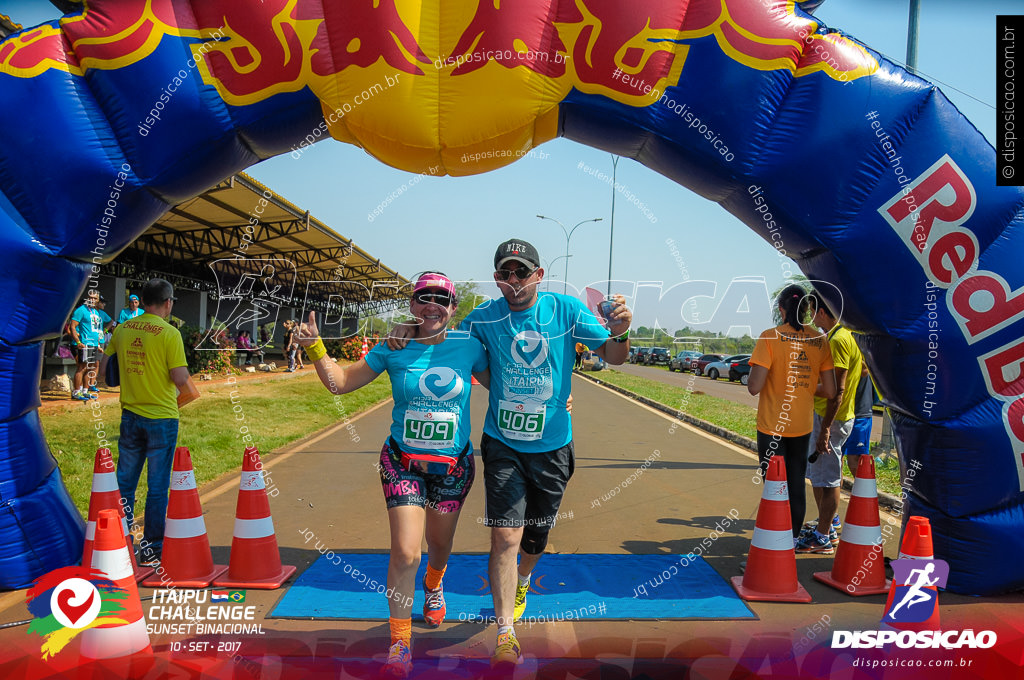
[888,563,940,619]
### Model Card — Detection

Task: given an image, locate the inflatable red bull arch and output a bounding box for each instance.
[0,0,1021,596]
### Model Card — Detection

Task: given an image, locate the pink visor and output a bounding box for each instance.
[413,273,457,298]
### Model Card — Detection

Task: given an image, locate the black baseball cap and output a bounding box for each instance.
[494,239,540,270]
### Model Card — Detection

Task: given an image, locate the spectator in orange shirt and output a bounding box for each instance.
[574,342,588,370]
[746,284,837,540]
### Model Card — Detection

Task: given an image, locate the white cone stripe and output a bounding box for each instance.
[851,477,878,498]
[91,471,118,493]
[233,516,275,539]
[92,547,134,581]
[81,617,150,660]
[842,522,883,546]
[751,527,793,552]
[899,552,934,560]
[165,515,209,539]
[240,471,265,490]
[85,521,95,541]
[170,469,197,490]
[761,480,789,501]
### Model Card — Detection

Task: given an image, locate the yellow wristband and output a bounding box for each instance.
[306,338,327,362]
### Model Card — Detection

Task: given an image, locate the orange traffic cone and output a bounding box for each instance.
[471,376,481,385]
[81,448,154,583]
[881,516,940,630]
[80,509,153,673]
[814,455,891,595]
[359,336,369,359]
[142,447,227,588]
[213,446,296,589]
[731,456,811,602]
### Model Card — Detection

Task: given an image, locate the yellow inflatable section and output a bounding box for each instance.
[311,0,570,177]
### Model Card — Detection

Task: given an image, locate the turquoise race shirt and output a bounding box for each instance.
[364,332,488,458]
[71,304,104,346]
[462,292,611,453]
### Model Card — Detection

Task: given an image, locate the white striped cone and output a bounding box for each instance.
[213,446,296,589]
[814,454,891,595]
[732,456,811,602]
[81,448,153,583]
[80,509,153,673]
[142,447,226,587]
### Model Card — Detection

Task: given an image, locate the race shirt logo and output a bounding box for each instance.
[418,367,463,401]
[511,330,548,368]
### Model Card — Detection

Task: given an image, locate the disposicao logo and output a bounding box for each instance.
[831,558,997,650]
[25,566,129,659]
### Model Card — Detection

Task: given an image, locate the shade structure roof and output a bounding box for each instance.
[108,172,409,318]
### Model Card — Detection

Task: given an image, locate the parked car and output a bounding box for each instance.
[580,350,606,372]
[704,354,751,380]
[668,350,702,372]
[645,347,671,365]
[633,347,651,364]
[728,357,752,384]
[627,346,638,363]
[692,353,724,376]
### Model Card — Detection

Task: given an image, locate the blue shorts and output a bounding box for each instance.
[842,416,872,458]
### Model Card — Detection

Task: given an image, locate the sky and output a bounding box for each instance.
[4,0,1012,335]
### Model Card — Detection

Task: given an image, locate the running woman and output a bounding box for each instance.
[297,272,488,679]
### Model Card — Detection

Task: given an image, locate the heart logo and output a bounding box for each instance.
[510,331,548,368]
[418,367,463,401]
[55,585,96,626]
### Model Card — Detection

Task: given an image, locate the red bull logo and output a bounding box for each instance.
[0,0,877,175]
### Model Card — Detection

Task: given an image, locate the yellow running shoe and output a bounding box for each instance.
[491,629,522,668]
[513,581,529,622]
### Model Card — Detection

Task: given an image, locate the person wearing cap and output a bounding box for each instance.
[68,289,109,400]
[388,239,633,668]
[99,278,198,567]
[118,294,143,324]
[296,272,489,679]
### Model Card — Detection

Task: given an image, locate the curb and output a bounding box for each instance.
[577,371,904,515]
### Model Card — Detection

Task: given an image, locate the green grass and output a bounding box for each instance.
[591,368,903,498]
[595,368,758,439]
[43,372,392,519]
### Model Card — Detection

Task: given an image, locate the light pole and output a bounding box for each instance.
[536,215,603,293]
[543,255,573,291]
[608,155,618,296]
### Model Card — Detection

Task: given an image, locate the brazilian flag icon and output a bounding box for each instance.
[228,590,246,603]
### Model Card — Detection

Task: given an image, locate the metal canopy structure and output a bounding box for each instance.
[109,172,408,318]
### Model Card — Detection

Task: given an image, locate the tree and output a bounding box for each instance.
[452,281,483,327]
[770,274,810,327]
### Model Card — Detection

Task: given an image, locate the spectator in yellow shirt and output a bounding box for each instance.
[796,291,864,554]
[100,278,197,567]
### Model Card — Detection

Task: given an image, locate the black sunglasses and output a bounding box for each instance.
[413,291,454,306]
[495,265,537,281]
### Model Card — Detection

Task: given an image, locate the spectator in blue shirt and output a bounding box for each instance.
[118,294,143,324]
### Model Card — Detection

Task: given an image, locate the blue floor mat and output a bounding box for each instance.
[270,553,755,621]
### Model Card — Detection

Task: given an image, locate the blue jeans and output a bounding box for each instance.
[116,409,179,558]
[288,348,297,370]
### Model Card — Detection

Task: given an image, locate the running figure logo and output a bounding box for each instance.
[882,558,949,624]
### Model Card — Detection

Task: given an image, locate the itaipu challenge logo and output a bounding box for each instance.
[25,567,128,659]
